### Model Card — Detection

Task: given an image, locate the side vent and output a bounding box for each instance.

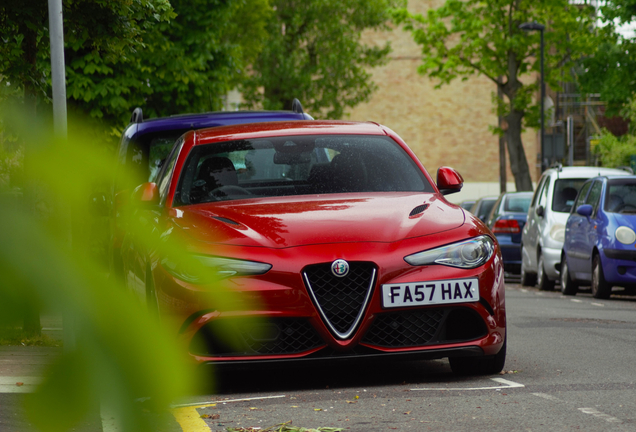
[409,204,429,217]
[213,216,240,226]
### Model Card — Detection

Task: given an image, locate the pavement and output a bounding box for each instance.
[0,315,63,394]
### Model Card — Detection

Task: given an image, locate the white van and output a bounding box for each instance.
[521,165,631,290]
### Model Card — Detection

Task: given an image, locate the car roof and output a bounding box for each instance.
[123,110,314,138]
[190,120,389,144]
[543,166,631,179]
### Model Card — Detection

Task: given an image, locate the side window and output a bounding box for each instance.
[537,176,551,208]
[156,137,185,204]
[585,181,603,215]
[573,182,592,213]
[531,175,547,207]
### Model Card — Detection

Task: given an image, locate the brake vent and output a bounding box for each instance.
[409,204,429,217]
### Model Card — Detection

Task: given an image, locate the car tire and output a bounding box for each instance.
[449,335,507,376]
[536,253,555,291]
[520,255,536,287]
[591,254,611,299]
[560,256,578,296]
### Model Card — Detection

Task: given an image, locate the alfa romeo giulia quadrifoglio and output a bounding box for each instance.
[121,120,507,375]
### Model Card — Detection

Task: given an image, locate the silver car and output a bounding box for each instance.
[521,165,631,290]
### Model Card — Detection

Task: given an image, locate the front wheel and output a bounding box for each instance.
[591,254,611,299]
[449,336,506,376]
[537,253,555,291]
[560,256,578,296]
[520,254,537,287]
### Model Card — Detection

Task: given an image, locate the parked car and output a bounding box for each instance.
[110,100,313,279]
[121,120,507,375]
[459,199,476,211]
[470,196,498,222]
[521,165,630,290]
[561,175,636,298]
[485,191,533,275]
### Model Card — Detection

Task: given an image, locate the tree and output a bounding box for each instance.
[1,0,271,132]
[393,0,602,191]
[578,1,636,116]
[0,0,175,115]
[65,0,271,128]
[242,0,404,119]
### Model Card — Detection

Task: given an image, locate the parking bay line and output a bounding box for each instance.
[0,377,42,394]
[410,377,524,391]
[171,395,287,432]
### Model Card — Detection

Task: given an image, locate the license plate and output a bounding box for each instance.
[381,278,479,308]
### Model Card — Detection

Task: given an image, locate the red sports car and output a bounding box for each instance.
[122,120,506,375]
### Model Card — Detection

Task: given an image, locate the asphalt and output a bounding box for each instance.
[0,315,63,394]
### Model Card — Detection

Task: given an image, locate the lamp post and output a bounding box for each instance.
[519,21,546,172]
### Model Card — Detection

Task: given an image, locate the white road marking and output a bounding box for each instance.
[578,407,622,423]
[532,392,561,402]
[0,377,41,394]
[570,299,583,303]
[591,302,605,307]
[171,394,287,409]
[411,377,524,391]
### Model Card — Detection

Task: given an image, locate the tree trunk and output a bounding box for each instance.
[505,110,534,191]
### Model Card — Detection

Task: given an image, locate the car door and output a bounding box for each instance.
[566,181,598,278]
[523,174,549,272]
[121,137,185,302]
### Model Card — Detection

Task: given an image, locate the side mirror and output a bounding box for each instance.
[437,166,463,195]
[536,205,544,217]
[576,204,593,217]
[132,182,160,206]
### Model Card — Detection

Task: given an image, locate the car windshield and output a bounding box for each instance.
[174,134,433,205]
[552,179,587,213]
[605,180,636,213]
[503,195,531,213]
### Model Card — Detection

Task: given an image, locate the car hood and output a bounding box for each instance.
[172,193,465,248]
[608,212,636,227]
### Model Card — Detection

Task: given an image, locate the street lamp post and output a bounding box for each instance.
[519,22,546,172]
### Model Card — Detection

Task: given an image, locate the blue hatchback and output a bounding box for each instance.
[561,175,636,298]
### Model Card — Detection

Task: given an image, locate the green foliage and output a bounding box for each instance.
[1,0,271,139]
[0,103,204,431]
[394,0,598,126]
[592,130,636,168]
[578,0,636,115]
[242,0,403,119]
[393,0,604,189]
[593,97,636,167]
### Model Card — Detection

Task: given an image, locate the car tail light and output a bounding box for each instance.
[492,219,520,234]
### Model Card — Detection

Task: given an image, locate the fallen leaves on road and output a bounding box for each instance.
[201,414,220,419]
[227,420,342,432]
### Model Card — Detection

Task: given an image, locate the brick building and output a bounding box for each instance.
[346,0,540,203]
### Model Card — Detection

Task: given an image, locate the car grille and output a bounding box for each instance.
[303,262,376,340]
[189,318,325,357]
[362,307,487,348]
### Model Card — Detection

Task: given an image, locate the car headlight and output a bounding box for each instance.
[550,223,565,242]
[161,254,272,282]
[616,226,636,245]
[404,235,495,269]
